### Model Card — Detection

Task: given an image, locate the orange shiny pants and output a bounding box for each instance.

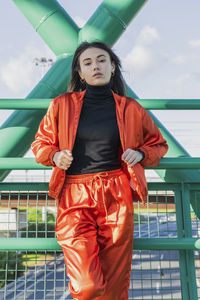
[55,168,134,300]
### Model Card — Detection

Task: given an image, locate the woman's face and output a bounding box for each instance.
[78,47,115,86]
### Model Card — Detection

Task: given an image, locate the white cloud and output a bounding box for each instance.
[188,39,200,48]
[136,25,160,45]
[1,57,33,93]
[123,45,156,75]
[171,55,186,64]
[122,26,160,77]
[173,73,192,85]
[0,43,55,94]
[159,72,200,98]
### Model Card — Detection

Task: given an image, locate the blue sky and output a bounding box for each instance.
[0,0,200,180]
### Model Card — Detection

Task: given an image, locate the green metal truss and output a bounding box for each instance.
[1,0,200,219]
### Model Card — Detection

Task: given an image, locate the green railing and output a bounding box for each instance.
[0,181,200,299]
[0,100,200,299]
[2,0,198,298]
[0,98,200,110]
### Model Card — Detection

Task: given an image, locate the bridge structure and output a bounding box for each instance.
[0,1,200,299]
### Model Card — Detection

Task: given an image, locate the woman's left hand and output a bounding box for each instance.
[121,148,143,167]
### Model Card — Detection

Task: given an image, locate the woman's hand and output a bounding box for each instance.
[53,150,73,170]
[121,148,143,167]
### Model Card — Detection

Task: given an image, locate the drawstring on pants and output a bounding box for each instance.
[90,172,120,224]
[90,172,109,223]
[64,168,123,224]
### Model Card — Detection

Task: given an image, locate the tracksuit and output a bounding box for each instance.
[31,88,168,299]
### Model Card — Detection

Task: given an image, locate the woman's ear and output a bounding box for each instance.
[78,69,83,80]
[111,61,115,73]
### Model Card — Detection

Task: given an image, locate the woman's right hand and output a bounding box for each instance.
[53,150,73,170]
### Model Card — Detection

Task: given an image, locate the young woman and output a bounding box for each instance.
[31,41,168,300]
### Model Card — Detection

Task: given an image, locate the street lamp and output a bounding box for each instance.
[33,57,54,77]
[32,56,54,182]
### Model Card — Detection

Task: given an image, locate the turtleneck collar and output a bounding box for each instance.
[85,81,113,99]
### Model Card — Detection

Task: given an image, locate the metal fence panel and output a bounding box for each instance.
[0,183,199,299]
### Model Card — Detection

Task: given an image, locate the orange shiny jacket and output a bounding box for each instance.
[31,90,168,205]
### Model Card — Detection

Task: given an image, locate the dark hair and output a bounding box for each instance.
[68,41,126,96]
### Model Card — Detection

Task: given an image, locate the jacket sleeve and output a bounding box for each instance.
[138,106,168,167]
[31,99,59,166]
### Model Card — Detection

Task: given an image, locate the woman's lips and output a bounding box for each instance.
[93,73,103,77]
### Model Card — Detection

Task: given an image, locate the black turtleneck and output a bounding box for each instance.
[66,82,121,175]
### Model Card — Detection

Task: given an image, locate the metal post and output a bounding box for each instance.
[181,183,198,299]
[175,185,191,299]
[175,184,198,300]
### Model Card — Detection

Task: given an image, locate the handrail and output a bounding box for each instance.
[0,182,199,191]
[0,237,200,251]
[0,157,200,169]
[1,99,200,109]
[0,99,51,109]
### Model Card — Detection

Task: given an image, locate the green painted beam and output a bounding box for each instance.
[79,0,147,45]
[1,0,199,218]
[0,0,148,181]
[1,237,200,251]
[0,157,200,170]
[0,182,198,192]
[13,0,79,56]
[137,99,200,110]
[156,158,200,170]
[180,184,198,299]
[0,158,51,169]
[135,238,200,250]
[1,98,200,109]
[0,99,51,109]
[0,55,73,170]
[0,182,49,191]
[0,0,81,181]
[6,0,199,185]
[0,182,174,191]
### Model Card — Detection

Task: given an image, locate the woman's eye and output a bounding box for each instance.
[84,59,105,66]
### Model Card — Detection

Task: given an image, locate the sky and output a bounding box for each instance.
[0,0,200,181]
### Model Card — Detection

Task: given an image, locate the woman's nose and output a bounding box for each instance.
[93,62,100,70]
